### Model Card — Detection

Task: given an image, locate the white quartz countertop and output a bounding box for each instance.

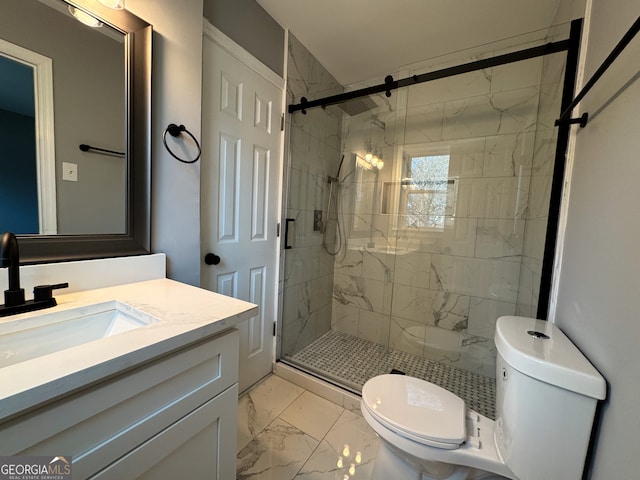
[0,278,257,422]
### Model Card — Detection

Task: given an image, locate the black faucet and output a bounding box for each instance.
[0,232,68,317]
[1,232,25,307]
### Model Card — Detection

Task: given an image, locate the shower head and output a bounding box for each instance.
[338,96,377,116]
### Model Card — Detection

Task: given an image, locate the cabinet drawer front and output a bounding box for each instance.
[1,329,238,477]
[89,384,238,480]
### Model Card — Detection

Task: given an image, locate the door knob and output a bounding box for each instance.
[204,253,221,265]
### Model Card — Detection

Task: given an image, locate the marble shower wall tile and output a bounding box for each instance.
[531,128,558,176]
[453,333,497,377]
[331,302,360,337]
[430,254,521,303]
[408,68,491,106]
[289,128,333,177]
[392,251,432,287]
[334,248,364,276]
[333,273,392,316]
[287,167,325,212]
[287,34,341,99]
[281,302,333,357]
[516,255,542,317]
[387,316,497,376]
[413,218,478,257]
[522,217,547,263]
[391,284,470,331]
[482,132,535,177]
[389,317,426,356]
[515,45,564,316]
[284,245,334,287]
[527,174,553,219]
[475,218,525,261]
[468,297,517,339]
[357,310,391,346]
[403,103,445,144]
[535,57,566,130]
[447,138,486,178]
[361,250,395,282]
[489,57,543,93]
[442,87,539,140]
[284,278,333,322]
[455,176,530,220]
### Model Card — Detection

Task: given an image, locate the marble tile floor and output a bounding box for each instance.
[237,373,380,480]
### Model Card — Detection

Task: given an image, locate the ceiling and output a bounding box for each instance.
[257,0,563,85]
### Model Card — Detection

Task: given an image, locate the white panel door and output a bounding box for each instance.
[201,29,282,393]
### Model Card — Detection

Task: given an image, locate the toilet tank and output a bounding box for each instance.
[493,316,606,480]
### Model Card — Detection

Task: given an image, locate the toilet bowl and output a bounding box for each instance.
[361,374,514,480]
[361,316,607,480]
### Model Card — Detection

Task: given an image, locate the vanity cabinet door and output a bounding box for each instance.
[2,329,239,478]
[89,383,238,480]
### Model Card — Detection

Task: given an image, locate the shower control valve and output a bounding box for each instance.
[313,210,323,232]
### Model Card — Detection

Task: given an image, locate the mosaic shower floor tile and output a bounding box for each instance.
[288,330,496,419]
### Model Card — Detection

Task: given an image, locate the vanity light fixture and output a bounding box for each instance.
[363,153,384,170]
[98,0,125,9]
[68,6,102,27]
[363,140,384,170]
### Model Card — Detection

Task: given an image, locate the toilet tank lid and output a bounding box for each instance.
[495,316,606,400]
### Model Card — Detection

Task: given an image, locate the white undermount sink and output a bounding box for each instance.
[0,300,158,368]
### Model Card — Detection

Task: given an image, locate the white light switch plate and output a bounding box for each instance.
[62,162,78,182]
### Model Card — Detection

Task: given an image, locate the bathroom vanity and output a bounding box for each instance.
[0,278,257,479]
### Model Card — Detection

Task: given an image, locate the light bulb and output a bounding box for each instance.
[377,160,384,169]
[349,464,356,476]
[337,457,343,468]
[355,451,362,463]
[99,0,125,9]
[342,445,350,457]
[364,153,373,163]
[371,156,379,167]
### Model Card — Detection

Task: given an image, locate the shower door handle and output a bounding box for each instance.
[284,218,295,250]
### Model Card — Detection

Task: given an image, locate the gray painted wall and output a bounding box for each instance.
[203,0,284,77]
[554,0,640,477]
[126,0,204,286]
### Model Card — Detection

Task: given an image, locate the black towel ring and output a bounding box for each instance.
[162,123,201,164]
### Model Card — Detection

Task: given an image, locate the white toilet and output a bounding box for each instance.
[361,316,606,480]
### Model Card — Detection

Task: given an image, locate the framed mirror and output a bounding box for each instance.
[0,0,151,263]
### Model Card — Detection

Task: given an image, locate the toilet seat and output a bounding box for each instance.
[362,374,466,450]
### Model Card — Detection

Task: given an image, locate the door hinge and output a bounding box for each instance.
[280,113,285,131]
[273,321,276,336]
[276,222,281,237]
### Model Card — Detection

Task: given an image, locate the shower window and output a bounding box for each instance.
[401,153,456,230]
